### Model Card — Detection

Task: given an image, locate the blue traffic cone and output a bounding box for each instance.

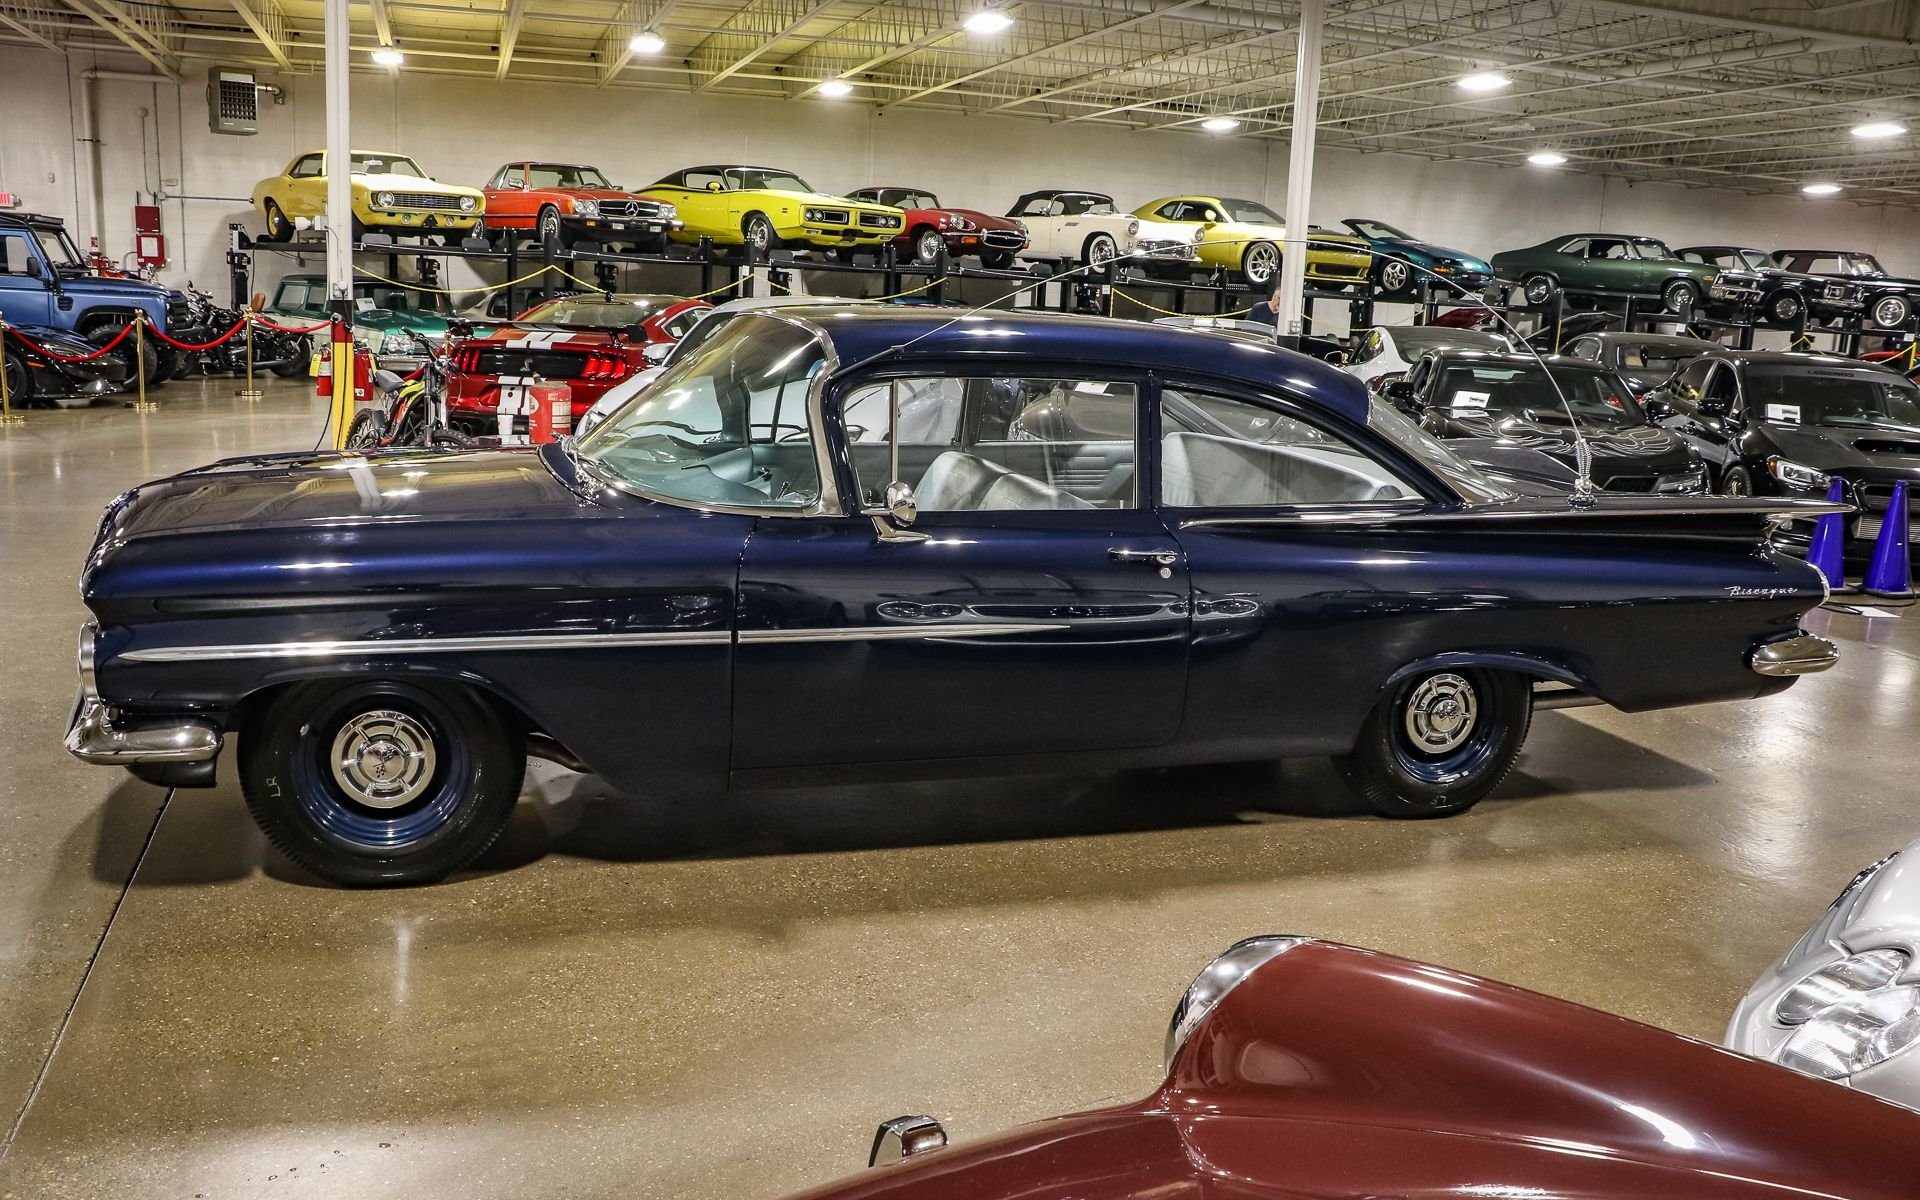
[1807,477,1854,595]
[1862,479,1915,602]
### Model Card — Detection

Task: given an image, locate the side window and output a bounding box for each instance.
[1671,358,1714,401]
[290,154,323,178]
[275,280,309,309]
[1156,202,1186,220]
[1558,239,1589,257]
[1566,337,1598,360]
[0,233,34,276]
[683,171,724,191]
[842,376,1138,512]
[1706,364,1740,410]
[1348,330,1382,365]
[1160,388,1420,507]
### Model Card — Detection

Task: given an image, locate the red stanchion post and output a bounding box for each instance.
[0,318,22,426]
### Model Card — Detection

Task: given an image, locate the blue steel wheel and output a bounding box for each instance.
[1336,668,1529,818]
[240,679,523,887]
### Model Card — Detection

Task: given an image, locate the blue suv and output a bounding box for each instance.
[0,213,191,386]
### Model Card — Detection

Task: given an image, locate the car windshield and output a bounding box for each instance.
[1734,249,1771,271]
[1631,238,1673,260]
[350,154,425,177]
[1435,362,1645,426]
[1615,346,1702,387]
[519,297,661,327]
[1058,194,1116,215]
[1367,399,1511,503]
[1743,365,1920,428]
[30,225,85,271]
[1347,219,1407,239]
[727,168,811,192]
[576,315,825,510]
[350,282,448,316]
[1850,254,1888,275]
[527,165,611,189]
[1220,198,1284,224]
[1390,327,1510,355]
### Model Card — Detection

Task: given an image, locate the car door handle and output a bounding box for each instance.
[1109,547,1179,568]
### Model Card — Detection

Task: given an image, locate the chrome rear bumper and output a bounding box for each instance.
[1750,633,1840,677]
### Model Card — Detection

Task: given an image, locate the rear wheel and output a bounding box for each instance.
[1,347,35,407]
[1241,240,1280,287]
[239,678,523,887]
[1871,293,1913,330]
[1336,668,1530,818]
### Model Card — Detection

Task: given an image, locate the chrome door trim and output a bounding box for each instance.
[119,629,733,662]
[738,622,1069,644]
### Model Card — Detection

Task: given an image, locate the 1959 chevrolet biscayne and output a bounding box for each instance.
[66,308,1840,885]
[795,937,1918,1200]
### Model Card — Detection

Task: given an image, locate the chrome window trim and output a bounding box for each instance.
[739,622,1068,644]
[574,312,844,519]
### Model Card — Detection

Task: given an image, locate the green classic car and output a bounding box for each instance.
[1489,233,1763,317]
[262,274,454,372]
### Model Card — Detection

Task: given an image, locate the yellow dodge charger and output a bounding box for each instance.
[252,150,484,244]
[643,165,904,255]
[1131,196,1373,288]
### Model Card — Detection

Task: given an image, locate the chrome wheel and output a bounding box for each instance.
[1401,673,1478,754]
[1379,259,1412,293]
[330,709,437,810]
[915,229,945,264]
[1769,292,1803,324]
[1873,295,1912,329]
[539,209,562,249]
[744,215,775,253]
[1662,280,1696,314]
[1243,241,1279,285]
[1085,234,1117,267]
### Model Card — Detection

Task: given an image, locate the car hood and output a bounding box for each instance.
[1373,236,1490,271]
[1760,419,1920,472]
[56,273,173,305]
[1438,412,1689,463]
[939,207,1023,232]
[784,942,1918,1200]
[755,189,893,210]
[352,172,480,196]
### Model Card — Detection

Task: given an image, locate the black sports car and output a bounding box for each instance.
[1676,246,1864,328]
[1645,349,1920,558]
[0,324,130,406]
[1560,330,1716,395]
[1772,249,1920,331]
[1384,348,1708,494]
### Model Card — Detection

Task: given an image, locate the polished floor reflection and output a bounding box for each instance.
[0,380,1914,1198]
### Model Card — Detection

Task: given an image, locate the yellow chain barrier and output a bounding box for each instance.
[1111,290,1257,319]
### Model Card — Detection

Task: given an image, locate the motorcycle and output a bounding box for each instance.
[345,331,473,450]
[168,285,306,379]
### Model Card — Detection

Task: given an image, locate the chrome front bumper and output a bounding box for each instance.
[64,622,222,766]
[1750,633,1840,677]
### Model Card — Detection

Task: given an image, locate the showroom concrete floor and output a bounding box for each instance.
[0,378,1915,1199]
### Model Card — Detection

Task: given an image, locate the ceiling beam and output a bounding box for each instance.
[0,6,61,50]
[599,0,681,85]
[695,0,842,92]
[60,0,182,77]
[229,0,292,69]
[495,0,528,78]
[367,0,391,44]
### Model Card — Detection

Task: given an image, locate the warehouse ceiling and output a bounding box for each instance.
[10,0,1920,204]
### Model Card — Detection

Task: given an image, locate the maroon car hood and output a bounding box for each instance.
[784,942,1918,1200]
[939,207,1023,233]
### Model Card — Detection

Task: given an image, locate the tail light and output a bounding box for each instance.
[451,345,483,373]
[577,349,634,382]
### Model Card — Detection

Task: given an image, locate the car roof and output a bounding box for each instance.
[0,213,62,229]
[1382,325,1507,347]
[679,164,788,174]
[1700,348,1879,368]
[1579,331,1718,349]
[766,307,1370,423]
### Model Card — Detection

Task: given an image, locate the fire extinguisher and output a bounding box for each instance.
[315,338,373,404]
[527,379,574,444]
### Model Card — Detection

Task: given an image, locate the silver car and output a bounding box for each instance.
[1728,841,1920,1108]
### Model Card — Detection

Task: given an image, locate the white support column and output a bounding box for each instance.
[324,0,354,448]
[1275,0,1323,345]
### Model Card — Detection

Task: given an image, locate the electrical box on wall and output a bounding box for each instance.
[208,67,259,135]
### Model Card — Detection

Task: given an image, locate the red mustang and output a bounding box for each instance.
[847,187,1028,268]
[481,162,682,252]
[446,293,708,439]
[788,937,1916,1200]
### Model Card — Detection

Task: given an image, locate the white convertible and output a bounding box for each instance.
[1007,189,1197,273]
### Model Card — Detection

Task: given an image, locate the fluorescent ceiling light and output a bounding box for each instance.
[1851,121,1907,139]
[963,9,1014,33]
[1201,117,1241,133]
[1457,72,1511,92]
[371,46,404,66]
[628,30,665,53]
[1526,151,1568,166]
[818,79,854,97]
[1802,182,1843,195]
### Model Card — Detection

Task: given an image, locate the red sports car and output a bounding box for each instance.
[446,293,708,439]
[786,938,1916,1200]
[847,187,1028,268]
[481,162,682,252]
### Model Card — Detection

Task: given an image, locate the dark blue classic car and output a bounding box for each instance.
[68,308,1840,885]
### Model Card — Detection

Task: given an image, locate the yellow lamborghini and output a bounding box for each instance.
[252,150,483,244]
[1131,196,1373,288]
[643,165,904,255]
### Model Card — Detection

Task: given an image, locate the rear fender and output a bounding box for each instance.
[1380,650,1596,701]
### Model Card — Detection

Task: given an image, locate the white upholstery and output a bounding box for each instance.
[913,451,1010,511]
[1161,432,1406,507]
[979,473,1096,510]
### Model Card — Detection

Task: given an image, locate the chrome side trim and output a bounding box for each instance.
[1177,497,1849,530]
[120,629,733,663]
[1750,633,1840,677]
[739,622,1069,644]
[65,698,222,764]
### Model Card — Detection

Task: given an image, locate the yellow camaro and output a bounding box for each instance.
[252,150,484,244]
[643,165,904,255]
[1131,196,1373,289]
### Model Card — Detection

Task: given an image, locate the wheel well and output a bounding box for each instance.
[1081,230,1115,256]
[909,223,939,240]
[228,673,535,745]
[1378,651,1600,704]
[76,309,142,335]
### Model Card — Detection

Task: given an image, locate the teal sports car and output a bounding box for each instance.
[1341,218,1492,298]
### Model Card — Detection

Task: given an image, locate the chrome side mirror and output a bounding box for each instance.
[861,481,924,543]
[881,480,916,525]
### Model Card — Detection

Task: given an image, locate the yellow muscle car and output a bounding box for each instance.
[643,165,904,254]
[252,150,484,244]
[1131,196,1373,289]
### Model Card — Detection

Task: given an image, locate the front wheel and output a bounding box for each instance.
[1375,257,1414,296]
[240,678,524,887]
[1719,465,1754,496]
[742,212,780,257]
[537,206,567,254]
[345,408,388,450]
[1765,290,1805,326]
[1081,232,1118,269]
[1335,668,1530,818]
[1661,279,1698,315]
[981,251,1015,270]
[913,228,946,265]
